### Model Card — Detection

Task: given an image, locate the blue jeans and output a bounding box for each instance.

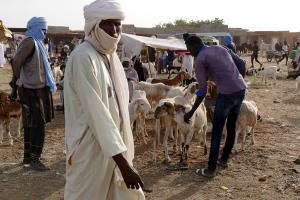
[208,89,245,171]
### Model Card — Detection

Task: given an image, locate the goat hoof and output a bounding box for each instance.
[163,158,171,164]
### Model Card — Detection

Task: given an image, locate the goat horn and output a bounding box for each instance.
[164,101,174,108]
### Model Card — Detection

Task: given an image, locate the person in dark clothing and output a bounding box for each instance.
[148,47,156,63]
[132,56,148,82]
[251,40,263,68]
[11,17,56,171]
[167,49,175,67]
[184,36,246,178]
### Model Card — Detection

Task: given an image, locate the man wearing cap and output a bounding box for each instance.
[63,0,145,199]
[11,17,56,171]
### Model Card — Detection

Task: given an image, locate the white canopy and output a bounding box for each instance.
[120,33,187,56]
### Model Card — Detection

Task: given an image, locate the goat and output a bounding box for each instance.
[252,66,282,85]
[154,100,207,166]
[0,91,22,146]
[234,100,260,152]
[146,71,191,86]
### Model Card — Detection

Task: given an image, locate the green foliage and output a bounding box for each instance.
[248,77,264,89]
[155,18,224,28]
[289,50,297,59]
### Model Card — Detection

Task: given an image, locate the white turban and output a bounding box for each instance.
[121,57,131,63]
[83,0,125,36]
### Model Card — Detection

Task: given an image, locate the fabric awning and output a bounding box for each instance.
[121,33,187,56]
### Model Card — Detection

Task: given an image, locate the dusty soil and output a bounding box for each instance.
[0,55,299,200]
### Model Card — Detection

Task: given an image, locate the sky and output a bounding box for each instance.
[1,0,300,32]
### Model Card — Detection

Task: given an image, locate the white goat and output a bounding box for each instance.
[234,100,260,152]
[252,66,282,85]
[154,100,207,165]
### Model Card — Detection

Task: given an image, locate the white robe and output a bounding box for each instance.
[64,42,144,200]
[181,54,193,76]
[0,43,6,67]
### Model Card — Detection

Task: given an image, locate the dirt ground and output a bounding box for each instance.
[0,55,299,200]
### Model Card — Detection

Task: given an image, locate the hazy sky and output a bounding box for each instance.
[1,0,299,32]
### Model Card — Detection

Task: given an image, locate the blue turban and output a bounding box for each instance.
[224,34,232,45]
[26,17,47,41]
[25,17,56,92]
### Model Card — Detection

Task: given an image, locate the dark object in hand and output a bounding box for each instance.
[9,75,18,100]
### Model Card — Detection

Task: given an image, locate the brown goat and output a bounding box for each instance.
[148,71,191,86]
[0,91,22,146]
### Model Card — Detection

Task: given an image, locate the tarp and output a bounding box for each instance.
[121,33,187,57]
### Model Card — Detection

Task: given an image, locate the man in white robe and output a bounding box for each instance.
[0,42,6,67]
[181,53,194,76]
[64,0,145,199]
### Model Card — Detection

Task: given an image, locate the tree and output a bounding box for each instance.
[155,18,225,28]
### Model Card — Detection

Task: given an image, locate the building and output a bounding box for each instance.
[8,24,300,49]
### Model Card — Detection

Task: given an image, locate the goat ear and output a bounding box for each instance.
[180,73,185,81]
[163,102,174,116]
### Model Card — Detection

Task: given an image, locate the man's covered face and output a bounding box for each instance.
[99,19,122,38]
[122,61,130,68]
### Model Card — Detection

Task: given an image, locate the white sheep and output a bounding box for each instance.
[234,100,260,152]
[252,66,282,85]
[154,82,199,162]
[133,81,173,108]
[129,90,151,144]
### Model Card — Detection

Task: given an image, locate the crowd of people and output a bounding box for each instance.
[1,0,300,199]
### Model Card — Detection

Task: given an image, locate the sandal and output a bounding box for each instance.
[217,159,228,168]
[195,168,215,178]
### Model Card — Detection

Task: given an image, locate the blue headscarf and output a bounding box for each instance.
[26,17,56,92]
[224,34,232,45]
